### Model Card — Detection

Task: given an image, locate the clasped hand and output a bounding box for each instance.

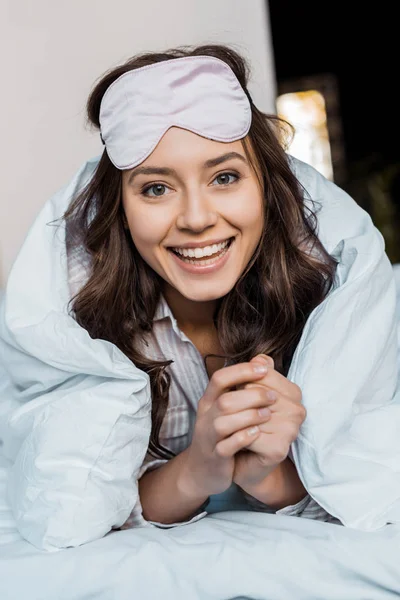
[185,354,306,499]
[232,354,306,491]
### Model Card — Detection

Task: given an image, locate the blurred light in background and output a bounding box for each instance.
[277,90,333,180]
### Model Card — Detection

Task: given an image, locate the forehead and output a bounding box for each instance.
[139,126,245,164]
[121,126,262,186]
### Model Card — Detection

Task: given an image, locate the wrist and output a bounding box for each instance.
[239,459,307,510]
[233,457,275,491]
[177,448,211,503]
[235,464,277,499]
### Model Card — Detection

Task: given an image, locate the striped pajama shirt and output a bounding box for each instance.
[121,293,340,529]
[68,251,339,529]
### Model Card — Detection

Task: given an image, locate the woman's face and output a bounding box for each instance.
[121,126,264,305]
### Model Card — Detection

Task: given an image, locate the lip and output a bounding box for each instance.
[167,236,234,250]
[168,237,235,275]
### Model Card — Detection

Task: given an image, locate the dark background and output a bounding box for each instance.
[267,2,400,262]
[268,3,397,165]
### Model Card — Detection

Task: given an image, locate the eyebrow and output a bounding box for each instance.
[127,151,248,186]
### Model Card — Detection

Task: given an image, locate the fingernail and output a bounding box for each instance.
[258,407,270,417]
[266,390,277,400]
[253,365,268,374]
[259,354,270,363]
[247,426,260,436]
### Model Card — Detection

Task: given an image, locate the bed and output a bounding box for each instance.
[0,265,399,600]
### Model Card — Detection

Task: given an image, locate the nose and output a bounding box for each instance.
[175,187,218,232]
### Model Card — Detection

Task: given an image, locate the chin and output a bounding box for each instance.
[181,283,235,303]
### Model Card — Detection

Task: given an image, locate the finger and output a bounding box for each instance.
[256,398,306,422]
[200,362,272,413]
[251,354,275,369]
[236,387,304,423]
[244,370,302,402]
[213,406,272,441]
[214,426,262,458]
[257,417,303,441]
[236,355,274,391]
[238,383,279,403]
[215,386,278,416]
[243,432,291,465]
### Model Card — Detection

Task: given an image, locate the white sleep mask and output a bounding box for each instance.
[98,55,252,170]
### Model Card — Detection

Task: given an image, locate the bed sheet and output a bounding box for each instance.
[0,267,400,599]
[1,447,400,599]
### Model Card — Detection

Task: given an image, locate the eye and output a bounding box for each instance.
[141,183,171,198]
[212,172,240,186]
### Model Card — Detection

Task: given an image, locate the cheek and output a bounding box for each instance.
[124,206,170,251]
[229,190,264,230]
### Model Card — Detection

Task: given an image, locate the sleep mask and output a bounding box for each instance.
[99,55,252,170]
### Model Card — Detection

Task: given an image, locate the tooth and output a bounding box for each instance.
[173,238,230,257]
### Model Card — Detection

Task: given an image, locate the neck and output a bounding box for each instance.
[162,284,219,332]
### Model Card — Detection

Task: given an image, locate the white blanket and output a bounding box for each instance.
[0,460,399,600]
[1,155,400,555]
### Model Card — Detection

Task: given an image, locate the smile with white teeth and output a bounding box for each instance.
[171,238,231,258]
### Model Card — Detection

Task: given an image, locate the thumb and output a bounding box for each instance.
[250,354,274,369]
[236,354,274,391]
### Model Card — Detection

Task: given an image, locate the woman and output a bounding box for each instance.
[1,44,399,552]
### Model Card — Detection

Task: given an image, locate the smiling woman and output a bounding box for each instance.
[63,45,336,467]
[59,44,338,529]
[3,43,398,553]
[121,127,264,315]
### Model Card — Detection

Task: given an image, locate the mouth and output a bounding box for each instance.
[168,237,235,263]
[167,236,236,273]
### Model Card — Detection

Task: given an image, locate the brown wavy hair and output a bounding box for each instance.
[63,44,338,460]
